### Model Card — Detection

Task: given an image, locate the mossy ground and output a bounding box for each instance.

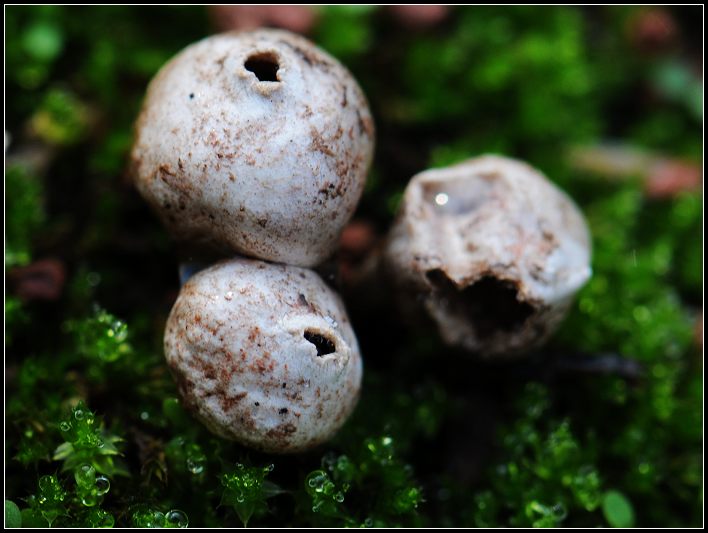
[5,6,703,528]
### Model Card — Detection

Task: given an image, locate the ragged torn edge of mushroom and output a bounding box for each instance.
[342,155,592,358]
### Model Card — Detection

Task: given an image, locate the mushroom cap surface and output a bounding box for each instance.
[131,29,374,267]
[165,257,362,453]
[385,155,592,356]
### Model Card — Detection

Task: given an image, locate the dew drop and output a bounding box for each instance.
[88,508,114,527]
[165,509,189,528]
[75,464,96,489]
[74,409,85,421]
[95,475,110,495]
[152,511,165,527]
[87,272,101,286]
[59,421,71,432]
[552,502,567,520]
[224,291,234,301]
[186,458,205,475]
[39,475,56,493]
[82,493,98,507]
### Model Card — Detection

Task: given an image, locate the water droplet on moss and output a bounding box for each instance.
[95,475,110,495]
[165,509,188,528]
[86,508,114,527]
[75,464,96,488]
[81,493,98,507]
[186,458,205,474]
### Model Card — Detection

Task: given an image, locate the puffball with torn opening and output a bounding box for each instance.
[384,155,592,356]
[164,257,362,453]
[130,29,374,267]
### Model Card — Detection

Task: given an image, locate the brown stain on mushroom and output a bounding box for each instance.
[265,423,297,440]
[277,38,331,70]
[219,391,247,412]
[356,110,375,138]
[310,127,335,157]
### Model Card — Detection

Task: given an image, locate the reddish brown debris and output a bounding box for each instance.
[695,311,703,354]
[628,7,678,54]
[338,219,379,284]
[7,258,66,302]
[339,219,377,259]
[645,159,702,198]
[568,144,702,198]
[209,5,317,34]
[387,5,449,29]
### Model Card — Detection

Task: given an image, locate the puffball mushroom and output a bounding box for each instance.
[165,257,362,453]
[384,155,592,356]
[130,29,374,267]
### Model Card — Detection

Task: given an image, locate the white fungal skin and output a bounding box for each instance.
[164,257,362,453]
[384,155,592,356]
[131,29,375,267]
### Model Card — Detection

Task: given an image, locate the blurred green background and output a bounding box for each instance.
[5,6,702,528]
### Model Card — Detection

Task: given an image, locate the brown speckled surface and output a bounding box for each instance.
[164,257,362,453]
[130,29,374,267]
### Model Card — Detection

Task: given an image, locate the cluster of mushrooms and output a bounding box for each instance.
[130,29,591,453]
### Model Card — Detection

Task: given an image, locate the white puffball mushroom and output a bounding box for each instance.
[384,155,592,357]
[130,29,374,267]
[164,257,362,453]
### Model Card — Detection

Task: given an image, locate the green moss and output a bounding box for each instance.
[5,500,22,528]
[468,384,603,527]
[220,463,281,526]
[5,5,702,528]
[5,165,45,268]
[53,402,127,476]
